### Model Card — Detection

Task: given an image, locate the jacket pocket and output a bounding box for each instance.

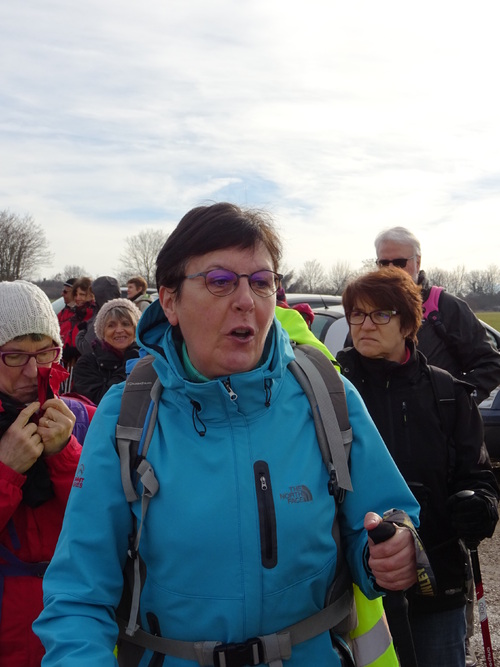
[254,461,277,568]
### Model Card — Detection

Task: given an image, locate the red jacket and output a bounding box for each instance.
[57,305,76,347]
[0,438,83,666]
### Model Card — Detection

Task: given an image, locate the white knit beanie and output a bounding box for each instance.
[0,280,63,351]
[94,298,142,341]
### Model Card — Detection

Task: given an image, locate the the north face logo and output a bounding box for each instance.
[280,485,313,503]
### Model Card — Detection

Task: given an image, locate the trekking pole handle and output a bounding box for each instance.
[369,520,397,544]
[368,520,418,667]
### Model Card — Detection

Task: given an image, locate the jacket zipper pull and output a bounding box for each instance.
[222,378,238,401]
[260,475,268,491]
[402,401,408,425]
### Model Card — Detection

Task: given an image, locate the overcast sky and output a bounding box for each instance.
[1,1,499,281]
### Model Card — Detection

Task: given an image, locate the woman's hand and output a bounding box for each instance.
[365,512,417,590]
[37,398,76,455]
[0,402,44,473]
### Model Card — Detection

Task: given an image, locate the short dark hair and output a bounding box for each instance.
[127,276,148,293]
[342,267,422,343]
[155,202,282,296]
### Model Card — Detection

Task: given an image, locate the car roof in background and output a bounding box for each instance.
[310,305,348,358]
[285,293,342,308]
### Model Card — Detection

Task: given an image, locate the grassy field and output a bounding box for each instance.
[476,312,500,330]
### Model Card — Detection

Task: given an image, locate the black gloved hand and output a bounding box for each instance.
[77,320,88,331]
[447,490,498,545]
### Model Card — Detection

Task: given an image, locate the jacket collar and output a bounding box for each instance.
[339,341,423,385]
[136,298,296,418]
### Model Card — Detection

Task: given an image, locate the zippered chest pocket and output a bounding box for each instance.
[254,461,277,569]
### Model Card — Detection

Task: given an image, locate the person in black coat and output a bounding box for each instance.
[337,267,499,667]
[72,298,141,405]
[374,226,500,405]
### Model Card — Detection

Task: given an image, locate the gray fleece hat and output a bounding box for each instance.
[94,298,141,341]
[0,280,63,350]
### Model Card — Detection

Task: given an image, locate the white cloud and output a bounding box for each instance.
[1,0,500,279]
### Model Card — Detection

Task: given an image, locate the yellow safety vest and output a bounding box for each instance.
[274,307,341,370]
[350,586,398,666]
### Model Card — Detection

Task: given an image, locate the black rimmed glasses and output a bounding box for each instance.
[375,256,416,268]
[0,347,60,367]
[346,310,399,326]
[184,269,283,297]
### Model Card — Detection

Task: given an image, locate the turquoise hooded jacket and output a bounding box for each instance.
[34,299,419,666]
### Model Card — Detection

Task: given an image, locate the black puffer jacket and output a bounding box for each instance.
[418,271,500,403]
[337,343,499,615]
[72,340,140,405]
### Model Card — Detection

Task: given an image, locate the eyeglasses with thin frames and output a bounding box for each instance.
[346,310,399,326]
[184,269,283,298]
[0,347,61,367]
[375,256,416,269]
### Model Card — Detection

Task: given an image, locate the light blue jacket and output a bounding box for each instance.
[34,300,419,666]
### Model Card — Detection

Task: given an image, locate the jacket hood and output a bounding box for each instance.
[136,298,296,418]
[92,276,121,309]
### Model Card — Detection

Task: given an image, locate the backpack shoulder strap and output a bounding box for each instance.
[115,355,162,639]
[422,285,451,345]
[422,285,444,321]
[116,355,162,502]
[289,344,353,500]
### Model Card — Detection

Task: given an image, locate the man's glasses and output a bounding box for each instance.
[184,269,283,297]
[0,347,60,367]
[376,256,416,268]
[346,310,399,326]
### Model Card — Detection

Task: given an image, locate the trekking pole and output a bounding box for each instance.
[370,520,418,667]
[453,490,496,667]
[469,542,495,667]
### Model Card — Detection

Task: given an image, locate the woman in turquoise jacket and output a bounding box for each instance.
[35,203,419,667]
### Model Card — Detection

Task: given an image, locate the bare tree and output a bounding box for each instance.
[62,265,90,281]
[483,264,500,295]
[426,267,449,290]
[295,260,327,293]
[446,265,468,296]
[325,261,355,295]
[117,228,169,286]
[278,264,295,292]
[466,268,500,295]
[0,210,52,280]
[360,258,377,274]
[52,265,91,281]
